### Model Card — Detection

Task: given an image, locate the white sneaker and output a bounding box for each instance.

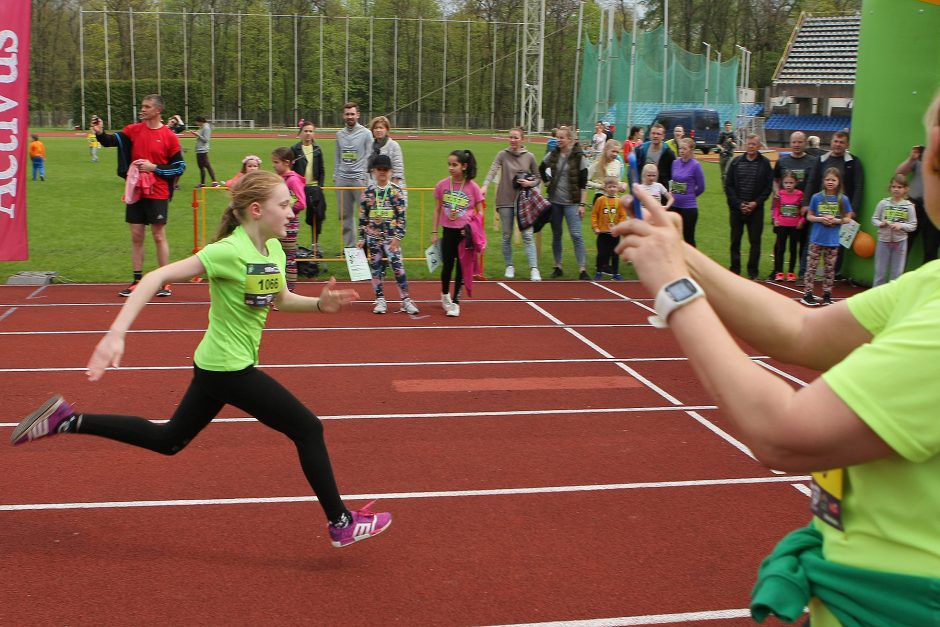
[442,293,454,312]
[372,297,387,314]
[446,303,460,317]
[504,265,515,279]
[400,297,420,315]
[530,267,541,281]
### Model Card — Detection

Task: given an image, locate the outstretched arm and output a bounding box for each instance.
[86,255,206,382]
[274,277,358,313]
[611,185,890,472]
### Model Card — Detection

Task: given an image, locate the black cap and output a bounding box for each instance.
[372,154,392,170]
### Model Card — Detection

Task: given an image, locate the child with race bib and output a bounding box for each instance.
[358,154,419,315]
[591,176,632,280]
[10,171,392,549]
[802,167,852,306]
[432,149,484,317]
[871,174,917,286]
[771,171,805,282]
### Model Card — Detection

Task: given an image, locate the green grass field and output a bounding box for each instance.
[3,133,782,285]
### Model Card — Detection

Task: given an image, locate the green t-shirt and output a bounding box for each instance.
[819,260,940,583]
[194,226,286,371]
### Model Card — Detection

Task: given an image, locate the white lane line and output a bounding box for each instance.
[0,307,16,323]
[0,475,810,511]
[26,285,49,299]
[481,607,752,626]
[0,404,720,428]
[755,359,810,386]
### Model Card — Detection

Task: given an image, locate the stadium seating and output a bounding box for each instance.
[764,114,851,131]
[774,15,859,86]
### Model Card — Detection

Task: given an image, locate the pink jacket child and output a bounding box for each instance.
[773,189,805,228]
[457,209,487,297]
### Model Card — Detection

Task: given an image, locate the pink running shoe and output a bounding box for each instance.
[10,395,75,446]
[329,501,392,548]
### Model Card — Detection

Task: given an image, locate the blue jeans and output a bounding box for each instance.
[550,202,586,269]
[32,156,45,181]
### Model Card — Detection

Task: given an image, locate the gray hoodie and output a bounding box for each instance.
[334,123,373,181]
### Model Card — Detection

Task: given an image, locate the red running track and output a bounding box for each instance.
[0,279,848,626]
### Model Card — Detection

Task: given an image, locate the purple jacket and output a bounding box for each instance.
[669,157,706,209]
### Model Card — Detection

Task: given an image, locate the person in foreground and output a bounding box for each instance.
[611,93,940,626]
[11,171,392,549]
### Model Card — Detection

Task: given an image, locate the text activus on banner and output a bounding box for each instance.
[0,1,32,261]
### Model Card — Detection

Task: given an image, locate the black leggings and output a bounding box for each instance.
[440,226,464,303]
[196,152,217,185]
[76,366,348,522]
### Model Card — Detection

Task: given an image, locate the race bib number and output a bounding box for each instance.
[818,201,840,218]
[341,149,358,164]
[780,203,799,217]
[884,205,908,222]
[810,468,844,530]
[244,263,281,308]
[372,207,395,220]
[791,169,806,182]
[442,190,471,220]
[669,180,688,195]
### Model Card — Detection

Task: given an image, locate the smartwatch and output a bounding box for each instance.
[648,277,705,328]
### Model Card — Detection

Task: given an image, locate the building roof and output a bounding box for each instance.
[773,14,859,89]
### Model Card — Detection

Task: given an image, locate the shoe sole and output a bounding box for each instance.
[11,395,63,445]
[331,518,392,548]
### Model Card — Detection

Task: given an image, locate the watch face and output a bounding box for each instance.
[665,278,696,302]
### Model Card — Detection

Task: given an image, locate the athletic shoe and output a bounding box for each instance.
[446,303,460,317]
[593,271,603,280]
[579,270,591,281]
[329,501,392,548]
[613,273,623,281]
[530,268,541,281]
[118,282,139,297]
[774,272,785,282]
[822,291,833,306]
[400,297,419,315]
[156,284,172,297]
[442,293,454,313]
[504,265,515,279]
[551,267,563,278]
[10,395,75,446]
[786,272,797,282]
[801,291,818,307]
[210,181,222,187]
[373,297,387,314]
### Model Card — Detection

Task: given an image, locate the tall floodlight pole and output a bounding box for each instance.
[521,0,546,132]
[604,6,614,124]
[627,3,638,127]
[702,41,712,107]
[662,0,669,109]
[715,50,721,103]
[572,1,584,127]
[79,9,86,126]
[735,44,748,127]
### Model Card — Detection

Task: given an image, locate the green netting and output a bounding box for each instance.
[577,25,740,141]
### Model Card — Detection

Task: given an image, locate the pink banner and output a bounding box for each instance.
[0,1,32,261]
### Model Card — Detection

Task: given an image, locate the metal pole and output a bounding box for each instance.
[514,24,520,127]
[393,18,398,126]
[662,0,669,109]
[156,9,161,93]
[369,16,374,117]
[344,16,350,104]
[418,18,423,130]
[319,16,324,126]
[294,14,299,125]
[604,5,614,125]
[702,41,711,107]
[627,3,637,127]
[129,9,137,119]
[104,6,112,127]
[183,10,189,126]
[716,50,721,103]
[466,20,471,130]
[521,3,528,128]
[79,9,86,126]
[491,23,497,130]
[268,13,273,128]
[237,13,242,122]
[442,18,448,129]
[572,1,584,128]
[210,10,216,121]
[594,7,604,124]
[536,0,545,132]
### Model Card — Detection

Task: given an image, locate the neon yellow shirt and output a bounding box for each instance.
[194,226,286,371]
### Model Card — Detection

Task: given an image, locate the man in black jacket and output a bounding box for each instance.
[724,134,773,279]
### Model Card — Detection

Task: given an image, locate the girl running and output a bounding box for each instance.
[10,171,391,548]
[432,149,484,317]
[271,147,307,291]
[802,167,852,306]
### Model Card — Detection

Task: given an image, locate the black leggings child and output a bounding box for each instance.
[75,365,347,522]
[440,226,464,303]
[773,225,800,275]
